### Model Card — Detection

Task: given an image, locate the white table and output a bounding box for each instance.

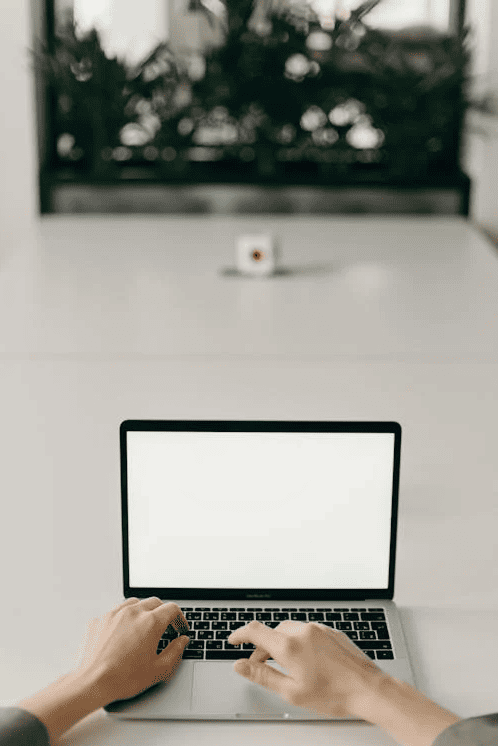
[0,216,497,745]
[1,215,497,361]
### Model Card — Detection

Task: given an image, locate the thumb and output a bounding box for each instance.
[156,636,190,679]
[165,635,190,659]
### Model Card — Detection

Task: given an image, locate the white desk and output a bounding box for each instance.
[0,216,497,745]
[1,215,497,361]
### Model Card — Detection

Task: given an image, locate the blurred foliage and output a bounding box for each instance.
[30,20,189,172]
[28,0,496,179]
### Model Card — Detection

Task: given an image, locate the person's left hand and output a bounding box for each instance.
[71,597,191,703]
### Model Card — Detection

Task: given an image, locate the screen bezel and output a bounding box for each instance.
[120,420,401,601]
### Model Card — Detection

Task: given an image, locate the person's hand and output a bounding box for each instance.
[228,620,390,719]
[71,597,190,702]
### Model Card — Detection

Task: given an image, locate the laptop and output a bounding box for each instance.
[104,419,416,721]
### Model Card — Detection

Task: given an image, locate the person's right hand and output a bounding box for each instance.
[227,620,390,719]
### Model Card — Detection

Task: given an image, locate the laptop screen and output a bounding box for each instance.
[121,422,400,598]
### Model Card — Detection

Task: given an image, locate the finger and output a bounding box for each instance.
[155,638,189,684]
[229,619,304,651]
[151,601,190,635]
[228,620,289,662]
[249,646,272,664]
[140,599,190,640]
[247,620,306,663]
[233,653,292,700]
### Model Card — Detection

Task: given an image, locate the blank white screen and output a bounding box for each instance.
[126,430,395,589]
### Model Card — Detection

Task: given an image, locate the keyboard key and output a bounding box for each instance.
[355,640,392,650]
[290,613,306,621]
[256,613,272,621]
[239,613,255,620]
[308,613,324,621]
[343,613,359,621]
[206,650,254,660]
[376,650,394,659]
[183,649,204,659]
[198,631,214,639]
[364,650,376,660]
[186,613,202,621]
[161,636,178,646]
[221,613,237,620]
[361,613,385,621]
[325,613,341,621]
[371,622,387,629]
[360,631,376,640]
[206,641,223,649]
[203,612,219,621]
[336,622,352,630]
[216,630,231,640]
[212,622,228,630]
[344,631,359,640]
[274,613,289,621]
[195,608,210,611]
[354,622,370,630]
[189,640,205,650]
[229,621,246,630]
[194,622,210,630]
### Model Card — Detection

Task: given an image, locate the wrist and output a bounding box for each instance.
[18,667,109,745]
[352,673,462,746]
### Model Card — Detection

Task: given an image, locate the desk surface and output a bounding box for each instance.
[1,215,497,361]
[0,216,497,744]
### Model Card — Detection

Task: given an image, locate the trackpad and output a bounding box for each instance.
[192,661,291,715]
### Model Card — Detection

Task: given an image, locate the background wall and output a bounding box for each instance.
[0,0,497,255]
[0,0,39,255]
[460,0,498,240]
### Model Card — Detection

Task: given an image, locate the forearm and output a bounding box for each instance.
[16,669,108,745]
[355,674,462,746]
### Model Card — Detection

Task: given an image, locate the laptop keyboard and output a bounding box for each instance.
[158,607,394,661]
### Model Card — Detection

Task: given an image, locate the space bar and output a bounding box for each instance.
[206,650,272,660]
